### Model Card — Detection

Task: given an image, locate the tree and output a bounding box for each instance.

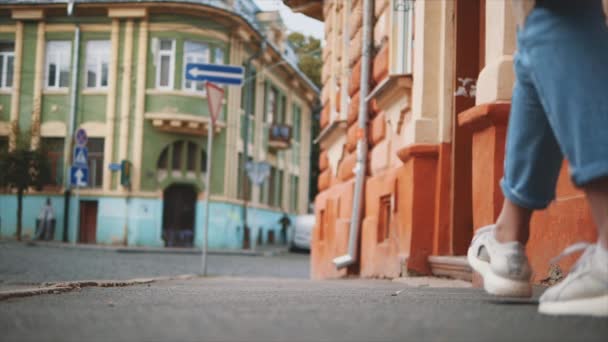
[0,124,52,240]
[288,32,323,208]
[288,32,322,88]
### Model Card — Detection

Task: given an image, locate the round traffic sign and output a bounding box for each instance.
[75,128,88,146]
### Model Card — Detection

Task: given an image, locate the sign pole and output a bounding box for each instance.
[201,81,224,276]
[202,119,213,276]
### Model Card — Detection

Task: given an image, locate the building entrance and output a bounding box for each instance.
[162,184,197,247]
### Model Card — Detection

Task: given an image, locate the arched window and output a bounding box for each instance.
[157,147,168,169]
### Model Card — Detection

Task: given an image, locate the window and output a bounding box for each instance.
[0,136,8,152]
[265,86,278,124]
[156,39,175,89]
[183,41,209,92]
[200,149,207,173]
[293,105,301,142]
[290,175,299,212]
[390,0,414,75]
[172,141,183,170]
[214,47,224,64]
[87,138,104,188]
[41,138,65,187]
[0,42,14,89]
[276,169,284,208]
[45,41,71,89]
[186,142,197,171]
[85,40,110,89]
[237,153,252,201]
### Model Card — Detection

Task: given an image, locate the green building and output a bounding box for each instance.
[0,0,318,248]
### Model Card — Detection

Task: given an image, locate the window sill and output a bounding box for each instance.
[0,89,12,95]
[146,89,207,99]
[82,89,108,96]
[43,89,69,96]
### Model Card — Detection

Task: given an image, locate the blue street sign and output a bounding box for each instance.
[185,63,244,86]
[73,146,88,167]
[108,163,121,172]
[245,161,271,185]
[70,165,88,187]
[75,128,88,147]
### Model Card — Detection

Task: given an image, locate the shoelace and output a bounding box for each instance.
[549,242,595,272]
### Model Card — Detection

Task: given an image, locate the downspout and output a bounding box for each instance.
[333,0,373,269]
[62,0,80,242]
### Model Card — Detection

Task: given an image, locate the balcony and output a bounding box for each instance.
[267,123,292,150]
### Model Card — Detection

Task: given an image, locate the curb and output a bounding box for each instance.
[0,274,198,301]
[24,241,289,257]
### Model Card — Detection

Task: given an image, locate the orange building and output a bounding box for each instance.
[285,0,595,283]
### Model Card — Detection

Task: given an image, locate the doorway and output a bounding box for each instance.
[79,201,98,244]
[451,0,485,255]
[162,184,197,247]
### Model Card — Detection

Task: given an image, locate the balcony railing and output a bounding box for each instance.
[267,123,292,150]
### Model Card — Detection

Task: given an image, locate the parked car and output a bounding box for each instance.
[290,214,315,252]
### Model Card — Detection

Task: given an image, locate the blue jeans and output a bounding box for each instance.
[501,0,608,209]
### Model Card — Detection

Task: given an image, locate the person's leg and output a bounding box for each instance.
[519,0,608,316]
[494,200,533,245]
[466,30,563,297]
[583,178,608,249]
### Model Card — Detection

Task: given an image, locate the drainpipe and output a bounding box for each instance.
[62,0,80,242]
[333,0,373,269]
[240,41,266,238]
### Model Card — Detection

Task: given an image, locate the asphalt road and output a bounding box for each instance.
[1,277,607,342]
[0,241,309,286]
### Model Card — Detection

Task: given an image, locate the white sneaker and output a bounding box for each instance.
[539,243,608,317]
[467,225,533,297]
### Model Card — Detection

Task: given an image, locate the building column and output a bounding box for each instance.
[298,106,312,214]
[132,18,148,192]
[8,21,23,150]
[117,19,134,190]
[250,67,265,204]
[30,21,45,149]
[103,19,120,191]
[224,35,242,199]
[475,1,516,105]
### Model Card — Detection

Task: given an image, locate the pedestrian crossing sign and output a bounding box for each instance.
[73,146,88,167]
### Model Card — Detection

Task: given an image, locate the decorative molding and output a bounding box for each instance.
[40,121,67,137]
[80,121,107,137]
[0,25,16,33]
[11,9,44,20]
[148,23,229,42]
[108,8,148,18]
[145,89,207,99]
[117,19,134,190]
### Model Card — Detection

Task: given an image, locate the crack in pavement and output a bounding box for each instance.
[0,274,198,301]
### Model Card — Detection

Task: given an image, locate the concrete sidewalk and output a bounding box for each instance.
[22,240,290,257]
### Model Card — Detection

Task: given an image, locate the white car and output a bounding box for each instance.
[290,214,315,251]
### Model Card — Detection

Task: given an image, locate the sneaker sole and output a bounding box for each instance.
[467,247,532,297]
[539,294,608,317]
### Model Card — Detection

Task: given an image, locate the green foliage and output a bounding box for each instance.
[0,133,52,192]
[288,32,322,88]
[0,126,52,240]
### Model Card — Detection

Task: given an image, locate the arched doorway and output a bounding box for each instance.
[162,184,197,247]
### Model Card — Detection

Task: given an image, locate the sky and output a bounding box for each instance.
[254,0,324,40]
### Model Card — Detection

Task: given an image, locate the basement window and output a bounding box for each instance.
[378,194,392,243]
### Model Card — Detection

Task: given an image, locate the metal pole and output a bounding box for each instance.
[73,186,79,244]
[63,23,81,242]
[202,120,214,276]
